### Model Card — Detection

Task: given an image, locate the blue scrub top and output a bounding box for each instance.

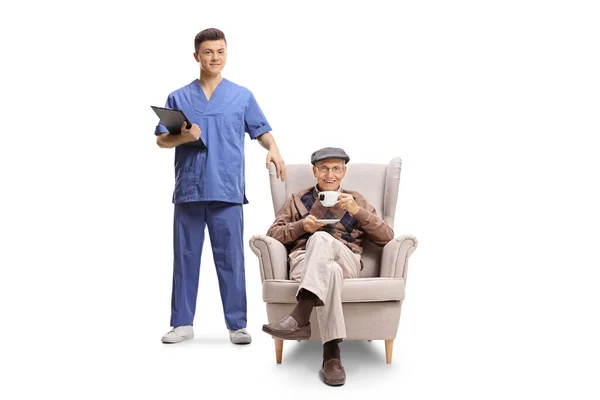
[155,79,272,204]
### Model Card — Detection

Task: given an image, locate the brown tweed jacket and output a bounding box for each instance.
[266,186,394,257]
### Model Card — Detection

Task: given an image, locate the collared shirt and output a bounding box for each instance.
[155,78,271,204]
[315,185,343,196]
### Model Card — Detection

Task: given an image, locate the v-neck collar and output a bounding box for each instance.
[196,77,226,103]
[191,78,230,115]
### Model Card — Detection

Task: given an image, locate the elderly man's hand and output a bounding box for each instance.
[302,215,326,233]
[337,193,360,215]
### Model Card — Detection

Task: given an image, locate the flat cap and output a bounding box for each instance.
[310,147,350,165]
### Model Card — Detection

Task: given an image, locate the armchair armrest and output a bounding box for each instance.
[249,235,289,282]
[380,235,418,280]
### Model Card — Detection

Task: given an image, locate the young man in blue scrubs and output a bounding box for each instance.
[155,28,286,345]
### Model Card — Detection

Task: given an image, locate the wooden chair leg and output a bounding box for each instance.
[275,339,284,364]
[385,340,393,364]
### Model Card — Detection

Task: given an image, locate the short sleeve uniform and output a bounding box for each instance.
[155,78,271,204]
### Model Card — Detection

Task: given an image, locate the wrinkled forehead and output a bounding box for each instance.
[315,158,346,167]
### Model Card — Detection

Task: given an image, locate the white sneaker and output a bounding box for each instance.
[161,325,194,344]
[229,328,252,345]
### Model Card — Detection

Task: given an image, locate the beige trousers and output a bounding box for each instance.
[288,232,362,343]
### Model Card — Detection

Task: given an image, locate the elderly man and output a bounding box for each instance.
[262,147,394,386]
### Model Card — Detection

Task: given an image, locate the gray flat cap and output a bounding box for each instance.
[310,147,350,165]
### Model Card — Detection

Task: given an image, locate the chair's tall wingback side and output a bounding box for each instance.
[383,157,402,228]
[268,158,402,277]
[268,164,316,217]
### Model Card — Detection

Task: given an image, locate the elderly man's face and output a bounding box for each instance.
[313,159,347,191]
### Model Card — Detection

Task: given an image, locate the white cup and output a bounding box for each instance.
[319,191,340,207]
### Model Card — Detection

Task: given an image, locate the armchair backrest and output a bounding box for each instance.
[268,157,402,277]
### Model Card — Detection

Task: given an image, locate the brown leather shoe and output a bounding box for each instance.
[320,358,346,386]
[261,315,311,340]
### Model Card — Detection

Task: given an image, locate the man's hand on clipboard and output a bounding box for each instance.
[180,121,201,144]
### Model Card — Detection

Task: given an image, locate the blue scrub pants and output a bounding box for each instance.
[170,201,246,329]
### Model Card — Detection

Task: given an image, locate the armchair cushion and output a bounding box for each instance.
[262,277,405,304]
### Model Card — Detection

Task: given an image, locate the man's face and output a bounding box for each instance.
[194,39,227,75]
[313,159,347,191]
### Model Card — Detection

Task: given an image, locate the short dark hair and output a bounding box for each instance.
[194,28,226,52]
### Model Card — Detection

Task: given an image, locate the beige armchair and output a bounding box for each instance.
[249,157,418,364]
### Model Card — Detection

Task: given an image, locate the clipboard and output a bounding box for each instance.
[151,106,207,150]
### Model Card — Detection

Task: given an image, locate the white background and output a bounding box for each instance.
[1,0,599,398]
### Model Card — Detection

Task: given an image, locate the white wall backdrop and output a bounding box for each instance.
[1,1,599,399]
